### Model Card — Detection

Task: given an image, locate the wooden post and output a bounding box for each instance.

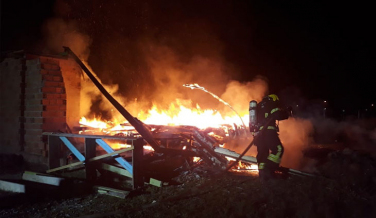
[85,138,97,181]
[48,135,61,169]
[132,138,144,189]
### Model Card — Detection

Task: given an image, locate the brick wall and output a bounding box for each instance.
[59,59,82,129]
[24,55,68,157]
[0,53,81,170]
[0,58,23,153]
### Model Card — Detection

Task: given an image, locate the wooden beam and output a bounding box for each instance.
[85,138,97,180]
[214,147,257,164]
[132,138,144,189]
[47,161,83,173]
[48,135,61,169]
[90,147,133,161]
[94,186,129,199]
[0,180,25,193]
[43,132,139,142]
[101,163,132,178]
[22,171,64,186]
[149,178,162,187]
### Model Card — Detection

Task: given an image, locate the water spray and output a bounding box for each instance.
[183,83,247,130]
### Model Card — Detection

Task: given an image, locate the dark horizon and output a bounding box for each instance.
[1,0,375,117]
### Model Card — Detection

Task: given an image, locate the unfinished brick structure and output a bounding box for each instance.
[0,51,81,170]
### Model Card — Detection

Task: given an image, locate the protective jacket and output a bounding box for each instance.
[256,95,289,131]
[254,94,290,181]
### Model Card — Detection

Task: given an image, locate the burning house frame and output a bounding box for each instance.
[0,48,311,190]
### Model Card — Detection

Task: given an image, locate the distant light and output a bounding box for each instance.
[342,110,345,112]
[324,108,327,110]
[372,104,374,107]
[296,105,299,107]
[324,100,327,103]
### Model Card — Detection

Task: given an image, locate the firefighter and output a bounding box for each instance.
[251,94,291,181]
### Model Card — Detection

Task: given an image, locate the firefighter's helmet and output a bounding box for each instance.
[264,94,279,102]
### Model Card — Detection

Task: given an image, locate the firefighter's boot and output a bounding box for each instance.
[258,169,275,182]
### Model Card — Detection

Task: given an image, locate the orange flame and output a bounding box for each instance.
[79,101,248,131]
[79,117,108,129]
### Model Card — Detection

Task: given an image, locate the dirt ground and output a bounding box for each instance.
[1,149,376,218]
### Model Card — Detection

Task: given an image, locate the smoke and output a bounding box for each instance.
[310,118,376,150]
[279,118,314,169]
[41,1,376,174]
[79,68,128,120]
[41,1,270,122]
[109,41,269,127]
[220,79,268,117]
[140,42,230,110]
[42,18,92,61]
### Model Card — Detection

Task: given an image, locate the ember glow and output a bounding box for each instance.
[224,157,258,171]
[110,143,154,151]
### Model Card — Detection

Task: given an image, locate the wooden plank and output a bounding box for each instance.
[46,147,134,173]
[47,161,84,173]
[0,180,25,193]
[96,139,133,174]
[287,168,315,177]
[132,138,144,189]
[101,163,132,178]
[22,171,64,186]
[94,186,129,199]
[149,178,162,187]
[89,147,133,161]
[48,135,61,169]
[85,138,97,180]
[42,132,139,141]
[60,136,85,161]
[214,147,257,164]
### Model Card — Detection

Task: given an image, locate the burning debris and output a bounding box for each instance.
[33,47,314,197]
[60,47,262,180]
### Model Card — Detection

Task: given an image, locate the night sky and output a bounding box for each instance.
[1,0,375,117]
